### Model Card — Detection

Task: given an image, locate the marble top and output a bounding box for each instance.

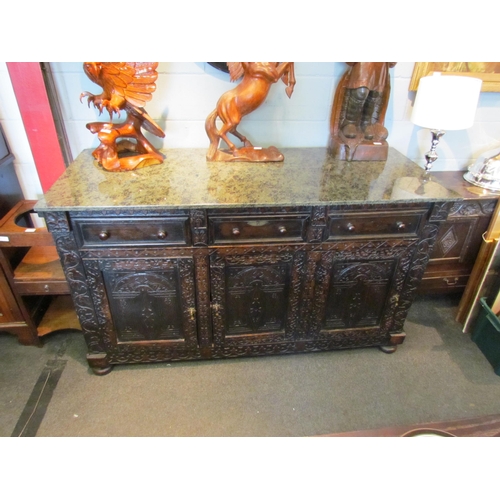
[36,148,462,212]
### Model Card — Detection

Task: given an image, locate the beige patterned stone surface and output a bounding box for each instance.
[36,148,461,211]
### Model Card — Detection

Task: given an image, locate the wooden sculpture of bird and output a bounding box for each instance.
[80,62,165,171]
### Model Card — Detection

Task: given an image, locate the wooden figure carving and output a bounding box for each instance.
[328,62,396,162]
[205,62,296,162]
[81,62,165,172]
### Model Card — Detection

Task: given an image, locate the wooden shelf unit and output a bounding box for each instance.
[0,200,76,346]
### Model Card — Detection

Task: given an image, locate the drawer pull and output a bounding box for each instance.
[44,285,50,292]
[346,223,356,232]
[157,230,167,239]
[99,230,110,240]
[444,277,459,286]
[232,227,241,236]
[396,221,406,231]
[278,226,287,234]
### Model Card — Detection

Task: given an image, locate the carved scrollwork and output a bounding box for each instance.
[448,199,497,218]
[190,209,208,246]
[430,201,453,222]
[44,212,70,233]
[52,232,103,352]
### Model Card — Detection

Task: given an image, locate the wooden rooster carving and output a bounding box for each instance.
[81,62,165,171]
[205,62,296,162]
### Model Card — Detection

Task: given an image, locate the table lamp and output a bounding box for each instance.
[411,73,482,172]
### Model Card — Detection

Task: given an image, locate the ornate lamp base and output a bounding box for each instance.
[423,129,445,172]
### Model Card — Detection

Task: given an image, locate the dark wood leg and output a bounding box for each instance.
[87,353,113,375]
[379,344,397,354]
[14,326,42,347]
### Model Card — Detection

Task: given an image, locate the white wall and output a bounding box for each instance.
[3,62,500,200]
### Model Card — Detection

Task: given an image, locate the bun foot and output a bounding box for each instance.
[87,353,113,375]
[379,345,397,354]
[91,365,113,376]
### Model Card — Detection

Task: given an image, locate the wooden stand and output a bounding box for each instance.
[0,200,78,345]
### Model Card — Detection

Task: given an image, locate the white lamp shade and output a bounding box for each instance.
[411,74,482,130]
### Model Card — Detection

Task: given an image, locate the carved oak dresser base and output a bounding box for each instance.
[36,148,459,374]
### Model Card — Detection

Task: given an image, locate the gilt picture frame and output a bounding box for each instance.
[409,62,500,92]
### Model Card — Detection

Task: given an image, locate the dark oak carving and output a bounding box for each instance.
[420,197,499,294]
[41,202,449,373]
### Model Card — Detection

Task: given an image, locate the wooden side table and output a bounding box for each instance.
[0,200,73,345]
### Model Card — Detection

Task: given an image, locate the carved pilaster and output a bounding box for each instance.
[51,231,103,353]
[190,209,208,246]
[194,251,212,347]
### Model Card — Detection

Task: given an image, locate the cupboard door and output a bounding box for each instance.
[209,247,307,355]
[83,256,200,359]
[307,239,417,348]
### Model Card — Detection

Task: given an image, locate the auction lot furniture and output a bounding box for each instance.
[36,147,463,374]
[0,200,71,345]
[419,171,499,295]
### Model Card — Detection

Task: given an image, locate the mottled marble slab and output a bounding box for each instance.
[36,148,462,211]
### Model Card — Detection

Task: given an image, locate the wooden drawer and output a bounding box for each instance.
[12,246,70,295]
[14,280,70,295]
[326,210,423,240]
[209,215,308,244]
[73,217,190,248]
[419,275,470,294]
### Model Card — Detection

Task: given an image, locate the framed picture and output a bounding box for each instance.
[409,63,500,92]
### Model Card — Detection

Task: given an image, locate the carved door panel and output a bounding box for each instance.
[83,256,199,351]
[307,240,417,348]
[209,247,307,355]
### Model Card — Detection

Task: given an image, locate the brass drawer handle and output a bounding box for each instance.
[99,230,110,240]
[278,226,287,234]
[44,285,50,292]
[157,230,167,239]
[232,227,241,236]
[444,277,459,286]
[396,221,406,231]
[346,223,356,232]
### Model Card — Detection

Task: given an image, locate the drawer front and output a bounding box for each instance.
[418,275,470,294]
[326,211,423,240]
[14,280,70,295]
[209,215,308,244]
[73,217,190,248]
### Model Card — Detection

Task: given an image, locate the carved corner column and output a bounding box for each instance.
[43,211,111,374]
[391,202,452,336]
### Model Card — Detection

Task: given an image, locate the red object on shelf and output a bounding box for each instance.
[6,62,66,192]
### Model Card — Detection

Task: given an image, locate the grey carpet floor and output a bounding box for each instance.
[2,294,500,437]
